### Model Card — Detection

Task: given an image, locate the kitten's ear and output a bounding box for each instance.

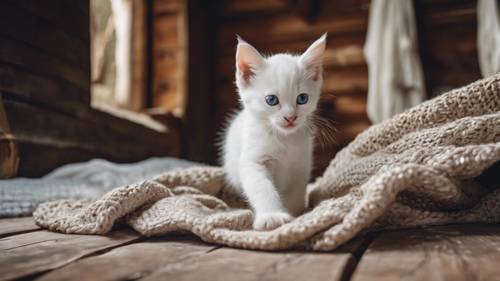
[236,37,264,87]
[300,34,327,81]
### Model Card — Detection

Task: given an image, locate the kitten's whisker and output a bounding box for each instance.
[308,114,337,149]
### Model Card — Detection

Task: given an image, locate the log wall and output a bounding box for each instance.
[213,0,370,175]
[212,0,481,176]
[151,0,187,116]
[149,0,482,176]
[0,0,179,177]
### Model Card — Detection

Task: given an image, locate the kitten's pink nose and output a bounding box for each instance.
[283,116,297,123]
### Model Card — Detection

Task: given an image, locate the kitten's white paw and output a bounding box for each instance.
[253,212,293,231]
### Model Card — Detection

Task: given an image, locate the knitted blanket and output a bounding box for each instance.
[34,74,500,251]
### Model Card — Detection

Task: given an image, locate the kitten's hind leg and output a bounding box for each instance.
[239,161,293,230]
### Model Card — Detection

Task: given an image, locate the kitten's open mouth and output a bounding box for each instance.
[283,123,296,128]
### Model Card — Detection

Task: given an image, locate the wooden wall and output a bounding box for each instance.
[149,0,482,175]
[152,0,218,164]
[213,0,371,175]
[414,0,481,96]
[0,0,179,177]
[0,0,91,113]
[211,0,482,176]
[151,0,187,116]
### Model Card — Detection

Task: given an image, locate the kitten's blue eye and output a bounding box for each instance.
[265,95,279,106]
[296,93,309,105]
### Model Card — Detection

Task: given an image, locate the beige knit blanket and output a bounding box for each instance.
[34,74,500,251]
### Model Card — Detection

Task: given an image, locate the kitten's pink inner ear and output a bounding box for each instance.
[238,60,252,83]
[236,43,264,85]
[300,34,327,81]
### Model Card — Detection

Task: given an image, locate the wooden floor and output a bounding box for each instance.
[1,218,500,281]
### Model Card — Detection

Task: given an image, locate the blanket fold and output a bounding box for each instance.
[34,74,500,251]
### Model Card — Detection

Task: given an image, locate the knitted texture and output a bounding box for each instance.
[34,74,500,251]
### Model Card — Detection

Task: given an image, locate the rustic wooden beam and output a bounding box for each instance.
[0,0,181,177]
[3,98,180,177]
[36,234,374,281]
[0,0,91,112]
[413,0,480,98]
[217,13,367,50]
[0,1,90,73]
[0,217,40,238]
[351,224,500,281]
[37,237,217,281]
[293,0,325,23]
[0,35,89,90]
[182,0,217,164]
[0,229,140,280]
[0,95,18,178]
[0,63,90,116]
[5,0,90,43]
[151,0,187,116]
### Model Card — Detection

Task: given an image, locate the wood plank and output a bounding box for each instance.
[316,0,370,20]
[0,229,140,281]
[216,44,365,80]
[216,0,371,23]
[6,0,90,43]
[130,0,148,111]
[216,0,289,18]
[0,94,18,178]
[154,0,185,16]
[37,236,217,281]
[322,66,368,95]
[428,4,476,25]
[15,141,112,177]
[217,30,366,57]
[182,0,217,163]
[0,63,90,113]
[351,224,500,281]
[420,0,474,9]
[152,1,187,116]
[0,35,89,91]
[218,13,367,49]
[0,2,89,71]
[3,99,178,177]
[0,217,39,238]
[140,246,356,281]
[414,0,480,98]
[331,95,367,117]
[154,15,180,46]
[37,235,372,281]
[4,99,171,157]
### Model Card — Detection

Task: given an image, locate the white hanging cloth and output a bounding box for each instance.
[364,0,426,124]
[111,0,133,108]
[477,0,500,77]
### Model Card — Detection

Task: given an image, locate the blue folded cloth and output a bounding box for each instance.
[0,157,199,217]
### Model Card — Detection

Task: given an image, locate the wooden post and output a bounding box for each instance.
[0,94,18,178]
[182,0,216,164]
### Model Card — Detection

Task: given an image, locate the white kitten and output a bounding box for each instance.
[221,35,326,230]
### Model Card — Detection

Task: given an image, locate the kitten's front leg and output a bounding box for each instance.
[240,161,293,230]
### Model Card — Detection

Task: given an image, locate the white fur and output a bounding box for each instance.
[221,35,326,230]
